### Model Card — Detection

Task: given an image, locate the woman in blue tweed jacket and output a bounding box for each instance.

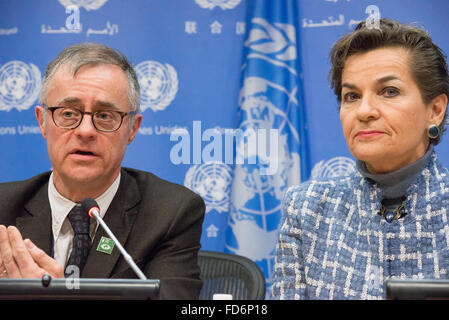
[271,19,449,300]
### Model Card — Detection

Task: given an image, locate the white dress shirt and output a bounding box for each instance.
[48,172,121,267]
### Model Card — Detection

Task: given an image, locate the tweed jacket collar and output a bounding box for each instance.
[348,151,448,227]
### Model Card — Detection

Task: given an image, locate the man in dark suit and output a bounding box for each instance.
[0,43,205,299]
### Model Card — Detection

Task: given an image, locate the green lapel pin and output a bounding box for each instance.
[97,236,115,255]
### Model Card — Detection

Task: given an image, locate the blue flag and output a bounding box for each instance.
[224,0,309,292]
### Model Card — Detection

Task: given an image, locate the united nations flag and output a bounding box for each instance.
[224,0,309,295]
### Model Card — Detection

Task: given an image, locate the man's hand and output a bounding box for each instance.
[0,225,64,279]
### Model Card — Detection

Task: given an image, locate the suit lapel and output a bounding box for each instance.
[82,169,141,278]
[15,180,53,256]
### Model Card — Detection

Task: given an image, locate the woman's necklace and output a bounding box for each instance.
[378,199,407,223]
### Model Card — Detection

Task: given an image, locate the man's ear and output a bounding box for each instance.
[128,114,142,145]
[35,106,47,139]
[428,93,448,127]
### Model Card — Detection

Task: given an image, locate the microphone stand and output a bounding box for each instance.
[89,209,147,280]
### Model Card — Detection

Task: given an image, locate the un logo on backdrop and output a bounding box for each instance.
[0,61,41,112]
[310,156,356,179]
[195,0,242,10]
[135,61,178,112]
[184,162,232,214]
[59,0,108,10]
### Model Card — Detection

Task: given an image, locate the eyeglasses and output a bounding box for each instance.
[45,106,136,132]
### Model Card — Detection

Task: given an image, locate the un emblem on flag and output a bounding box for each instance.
[135,61,178,112]
[0,61,41,112]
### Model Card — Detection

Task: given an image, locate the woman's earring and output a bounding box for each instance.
[428,124,441,139]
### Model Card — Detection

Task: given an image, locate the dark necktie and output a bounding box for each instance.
[64,204,92,278]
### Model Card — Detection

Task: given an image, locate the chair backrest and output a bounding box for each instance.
[198,250,266,300]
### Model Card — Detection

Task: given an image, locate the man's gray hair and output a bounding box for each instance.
[40,42,141,114]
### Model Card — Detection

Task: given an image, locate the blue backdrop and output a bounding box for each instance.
[1,0,449,292]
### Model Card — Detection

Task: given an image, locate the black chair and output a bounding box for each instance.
[198,250,266,300]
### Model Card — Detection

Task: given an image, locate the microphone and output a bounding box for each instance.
[81,198,147,280]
